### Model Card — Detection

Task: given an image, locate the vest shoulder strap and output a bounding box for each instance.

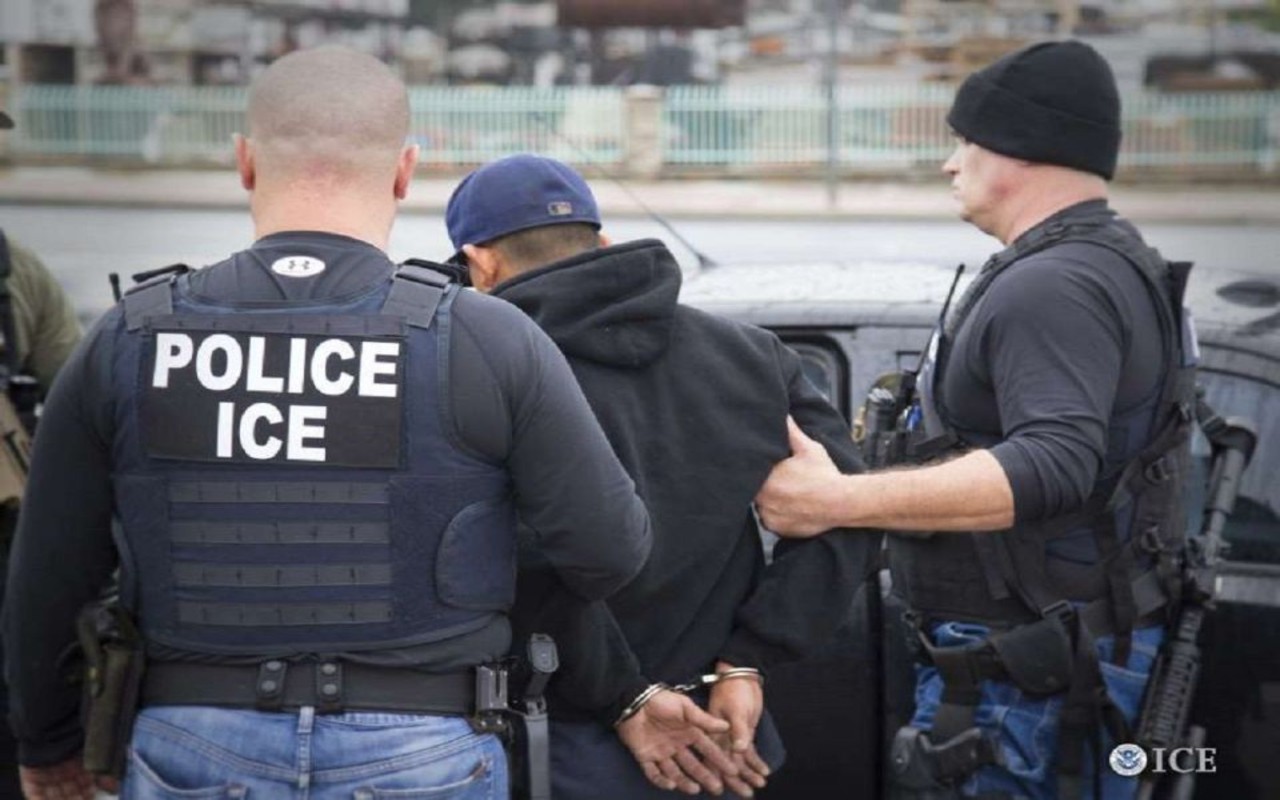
[383,264,453,329]
[123,274,177,331]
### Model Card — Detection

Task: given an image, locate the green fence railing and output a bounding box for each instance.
[5,85,627,167]
[11,85,246,161]
[7,83,1279,176]
[664,84,1280,173]
[410,87,625,167]
[664,84,956,167]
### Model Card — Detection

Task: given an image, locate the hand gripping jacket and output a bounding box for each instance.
[889,209,1198,798]
[110,265,517,655]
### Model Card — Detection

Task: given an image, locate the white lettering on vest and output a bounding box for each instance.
[153,332,193,388]
[216,401,234,458]
[158,332,402,463]
[239,402,284,460]
[245,336,285,393]
[311,339,356,397]
[359,341,401,398]
[214,401,328,461]
[287,405,327,461]
[287,337,307,394]
[196,334,243,391]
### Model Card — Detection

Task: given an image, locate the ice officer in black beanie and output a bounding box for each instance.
[757,40,1199,799]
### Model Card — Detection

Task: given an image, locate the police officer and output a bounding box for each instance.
[0,107,85,797]
[2,47,650,800]
[757,41,1196,799]
[0,111,84,424]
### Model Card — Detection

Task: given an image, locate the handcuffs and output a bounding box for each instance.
[613,667,764,727]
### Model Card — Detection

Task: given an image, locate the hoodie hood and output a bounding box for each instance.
[492,238,681,368]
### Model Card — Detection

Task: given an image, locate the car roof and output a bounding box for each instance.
[680,260,1280,352]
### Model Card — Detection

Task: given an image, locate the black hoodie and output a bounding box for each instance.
[496,239,877,724]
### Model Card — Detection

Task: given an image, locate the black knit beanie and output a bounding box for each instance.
[947,40,1122,180]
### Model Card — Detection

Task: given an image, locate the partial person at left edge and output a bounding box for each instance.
[0,105,86,799]
[0,48,650,800]
[0,111,84,399]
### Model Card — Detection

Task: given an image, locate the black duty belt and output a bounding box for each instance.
[142,660,476,716]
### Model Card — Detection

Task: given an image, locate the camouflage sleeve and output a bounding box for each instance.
[5,240,83,390]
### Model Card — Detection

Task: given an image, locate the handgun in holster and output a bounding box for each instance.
[76,603,145,780]
[472,634,559,800]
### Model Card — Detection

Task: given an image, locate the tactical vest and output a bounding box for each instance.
[110,264,517,656]
[892,210,1198,637]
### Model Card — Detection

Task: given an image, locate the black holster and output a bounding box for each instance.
[509,634,558,800]
[473,634,559,800]
[76,603,145,780]
[890,726,1018,800]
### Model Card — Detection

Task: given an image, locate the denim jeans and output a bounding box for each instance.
[121,706,508,799]
[910,622,1164,800]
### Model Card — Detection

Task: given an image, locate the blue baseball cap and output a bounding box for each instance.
[445,154,601,262]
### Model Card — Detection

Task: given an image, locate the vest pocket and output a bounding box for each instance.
[435,498,515,612]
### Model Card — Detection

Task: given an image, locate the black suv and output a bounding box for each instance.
[682,260,1280,799]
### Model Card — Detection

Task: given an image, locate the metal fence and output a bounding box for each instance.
[664,84,1280,174]
[4,86,626,166]
[410,87,624,166]
[10,86,246,161]
[6,83,1280,176]
[664,84,956,168]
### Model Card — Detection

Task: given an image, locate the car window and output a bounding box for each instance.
[788,340,848,418]
[1189,369,1280,564]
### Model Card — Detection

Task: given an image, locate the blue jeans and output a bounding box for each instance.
[122,706,508,799]
[911,622,1164,800]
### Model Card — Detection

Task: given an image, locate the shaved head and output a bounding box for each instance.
[246,46,410,184]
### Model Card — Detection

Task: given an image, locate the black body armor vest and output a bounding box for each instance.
[892,210,1198,638]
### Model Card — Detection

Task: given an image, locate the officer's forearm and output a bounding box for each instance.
[832,450,1015,532]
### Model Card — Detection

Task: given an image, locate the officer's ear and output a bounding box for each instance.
[598,232,612,248]
[463,244,501,293]
[394,144,419,201]
[234,133,255,191]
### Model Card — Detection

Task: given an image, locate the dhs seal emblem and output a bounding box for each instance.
[1109,743,1148,777]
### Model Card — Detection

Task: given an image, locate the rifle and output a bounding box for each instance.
[1134,400,1257,800]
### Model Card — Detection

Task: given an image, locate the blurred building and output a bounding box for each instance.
[1,0,1276,90]
[0,0,424,86]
